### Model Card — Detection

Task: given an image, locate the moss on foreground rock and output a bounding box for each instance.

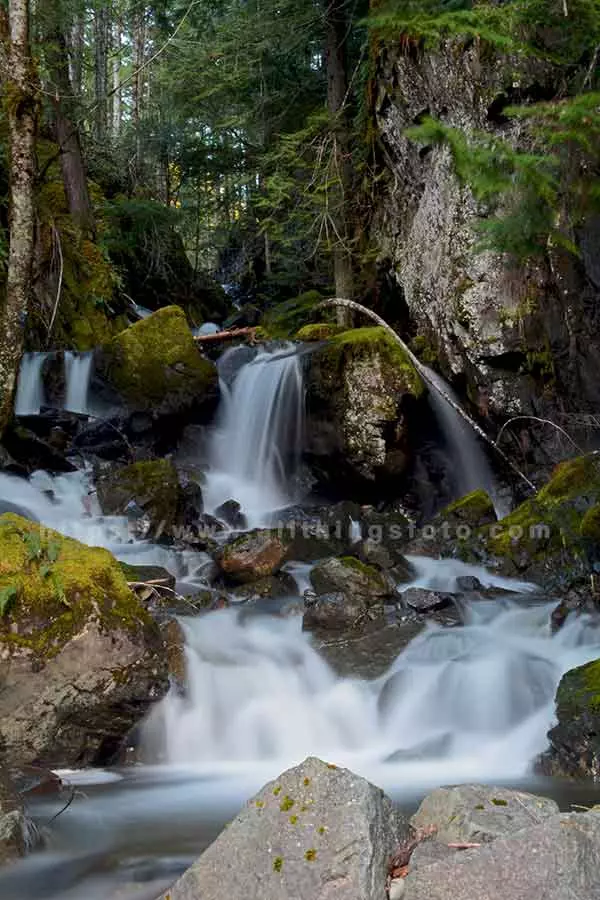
[540,657,600,779]
[97,459,186,537]
[0,514,168,767]
[98,305,218,417]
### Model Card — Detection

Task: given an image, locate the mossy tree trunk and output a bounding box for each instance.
[0,0,37,434]
[324,0,354,328]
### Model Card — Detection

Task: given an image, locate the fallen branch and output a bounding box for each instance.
[318,298,536,493]
[194,326,258,344]
[497,415,583,454]
[448,842,481,849]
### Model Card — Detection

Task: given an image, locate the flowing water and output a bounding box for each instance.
[422,364,507,515]
[203,344,305,526]
[2,344,600,899]
[63,351,94,415]
[14,352,49,416]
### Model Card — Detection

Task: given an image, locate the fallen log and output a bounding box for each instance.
[193,326,258,343]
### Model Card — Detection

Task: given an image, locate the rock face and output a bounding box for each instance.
[373,38,600,453]
[404,811,600,900]
[540,657,600,779]
[218,530,288,584]
[162,756,408,900]
[305,327,425,494]
[0,514,168,767]
[406,489,496,557]
[97,306,219,420]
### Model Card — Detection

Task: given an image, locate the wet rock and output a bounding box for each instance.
[72,416,131,461]
[455,575,483,592]
[411,784,558,844]
[384,734,452,763]
[97,459,194,542]
[0,767,37,867]
[400,587,455,613]
[97,306,219,422]
[539,657,600,779]
[405,489,496,558]
[163,756,408,900]
[2,425,77,475]
[118,562,177,592]
[305,326,425,494]
[228,573,298,605]
[8,765,63,800]
[214,499,247,529]
[218,529,288,584]
[403,810,600,900]
[303,592,366,633]
[0,514,168,767]
[310,556,393,603]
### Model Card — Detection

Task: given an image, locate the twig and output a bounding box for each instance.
[47,225,64,344]
[318,298,537,493]
[448,842,481,849]
[45,786,75,826]
[583,44,600,91]
[496,415,583,454]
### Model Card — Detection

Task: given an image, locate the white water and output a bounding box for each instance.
[204,345,304,526]
[422,365,507,515]
[64,351,94,415]
[14,352,48,416]
[146,584,600,791]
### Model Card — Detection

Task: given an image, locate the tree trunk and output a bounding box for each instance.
[0,0,37,432]
[70,8,84,97]
[94,1,110,140]
[132,4,146,171]
[111,20,121,135]
[324,0,353,327]
[46,27,95,234]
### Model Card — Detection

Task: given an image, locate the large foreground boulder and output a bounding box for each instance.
[404,811,600,900]
[0,514,168,767]
[305,327,425,493]
[539,657,600,779]
[97,306,219,420]
[163,756,408,900]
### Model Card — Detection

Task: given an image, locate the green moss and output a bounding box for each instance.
[317,327,425,398]
[289,815,298,825]
[273,856,284,872]
[295,323,345,341]
[0,514,150,659]
[491,798,508,806]
[304,849,317,862]
[474,804,485,810]
[273,786,282,796]
[280,795,294,812]
[261,291,327,339]
[100,306,217,411]
[443,489,496,524]
[410,334,439,366]
[97,460,182,532]
[581,504,600,544]
[317,826,326,834]
[303,777,311,786]
[556,658,600,718]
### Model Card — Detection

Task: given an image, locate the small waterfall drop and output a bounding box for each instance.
[64,350,94,415]
[423,365,506,514]
[204,345,305,526]
[146,583,600,787]
[14,352,48,416]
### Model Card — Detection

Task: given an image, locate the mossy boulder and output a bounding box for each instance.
[0,514,168,767]
[295,323,345,342]
[305,327,426,492]
[97,306,219,419]
[539,658,600,779]
[406,489,497,557]
[96,459,199,540]
[218,530,289,584]
[306,556,394,632]
[471,454,600,580]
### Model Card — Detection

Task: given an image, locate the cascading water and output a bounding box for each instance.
[145,568,600,790]
[14,352,48,416]
[422,364,507,514]
[203,344,305,525]
[63,350,94,415]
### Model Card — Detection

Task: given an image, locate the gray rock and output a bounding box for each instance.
[163,756,408,900]
[404,811,600,900]
[303,592,367,632]
[310,557,392,603]
[401,588,455,613]
[455,575,482,592]
[411,784,559,844]
[0,768,38,867]
[214,499,247,530]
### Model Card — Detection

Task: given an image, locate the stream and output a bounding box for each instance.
[2,344,600,899]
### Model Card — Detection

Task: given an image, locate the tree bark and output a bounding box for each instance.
[132,3,146,170]
[111,20,121,135]
[46,25,95,234]
[70,8,84,97]
[323,0,354,326]
[94,0,110,140]
[0,0,37,432]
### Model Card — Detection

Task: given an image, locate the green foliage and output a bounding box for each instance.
[0,586,17,618]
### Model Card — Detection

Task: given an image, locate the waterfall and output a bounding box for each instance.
[422,364,506,514]
[204,345,305,526]
[145,568,600,787]
[14,352,48,416]
[64,351,94,415]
